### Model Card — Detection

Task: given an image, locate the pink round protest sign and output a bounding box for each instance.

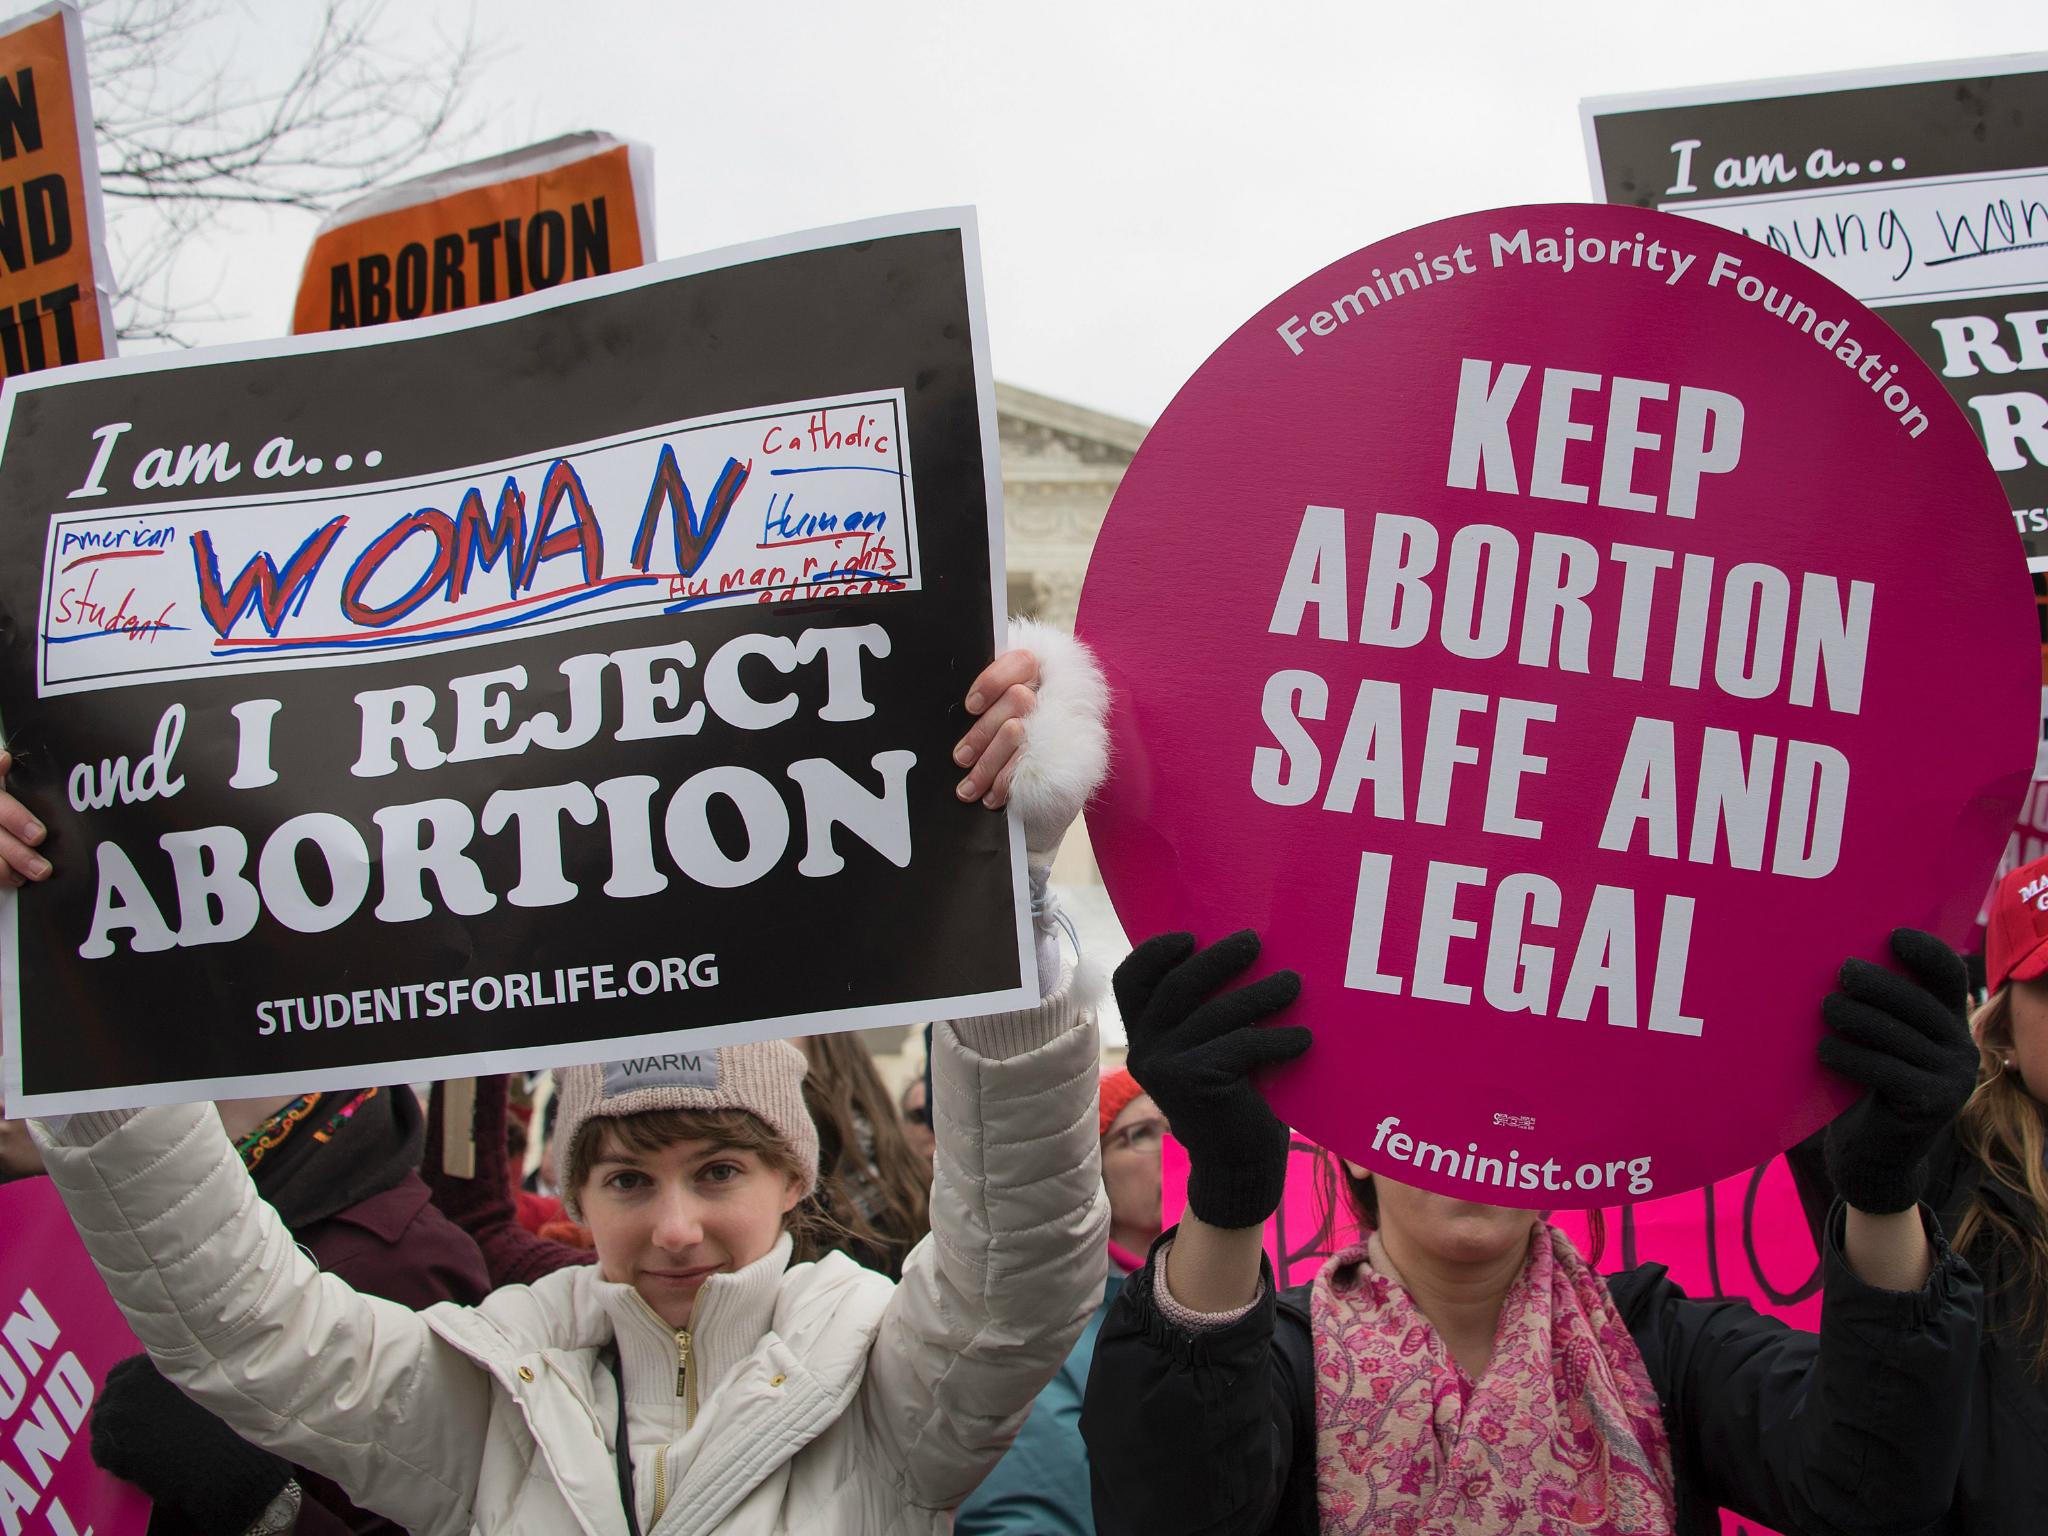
[1078,203,2036,1208]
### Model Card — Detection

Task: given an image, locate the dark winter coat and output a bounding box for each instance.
[1081,1212,1979,1536]
[1790,1129,2048,1534]
[293,1163,495,1311]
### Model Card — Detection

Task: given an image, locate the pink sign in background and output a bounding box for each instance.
[0,1177,152,1535]
[1159,1139,1818,1536]
[1159,1138,1819,1323]
[1082,202,2035,1207]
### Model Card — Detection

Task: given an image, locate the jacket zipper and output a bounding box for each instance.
[651,1327,695,1524]
[676,1327,698,1424]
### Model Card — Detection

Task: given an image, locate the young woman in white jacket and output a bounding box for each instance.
[23,622,1112,1536]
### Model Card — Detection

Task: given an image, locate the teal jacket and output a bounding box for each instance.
[955,1269,1126,1535]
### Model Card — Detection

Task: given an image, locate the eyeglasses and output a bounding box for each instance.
[1103,1117,1169,1155]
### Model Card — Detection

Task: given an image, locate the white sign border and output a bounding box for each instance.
[1579,55,2048,574]
[1581,50,2048,138]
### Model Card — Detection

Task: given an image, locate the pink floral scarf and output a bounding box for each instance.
[1312,1224,1677,1535]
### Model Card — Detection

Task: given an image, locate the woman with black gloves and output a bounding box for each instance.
[1081,927,1984,1536]
[1788,853,2048,1534]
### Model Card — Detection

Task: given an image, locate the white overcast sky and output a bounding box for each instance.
[44,0,2048,424]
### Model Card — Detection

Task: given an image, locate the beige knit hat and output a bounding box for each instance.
[554,1040,817,1218]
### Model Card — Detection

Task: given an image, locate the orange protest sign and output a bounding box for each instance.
[291,132,652,333]
[0,0,114,379]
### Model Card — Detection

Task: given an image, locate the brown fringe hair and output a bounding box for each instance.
[1956,989,2048,1376]
[800,1033,932,1272]
[575,1107,832,1259]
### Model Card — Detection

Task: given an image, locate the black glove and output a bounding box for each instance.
[91,1354,293,1532]
[1819,928,1980,1215]
[1117,930,1310,1230]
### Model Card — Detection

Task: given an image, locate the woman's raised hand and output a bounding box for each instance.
[952,619,1110,864]
[0,752,50,887]
[954,647,1040,811]
[1820,927,1980,1216]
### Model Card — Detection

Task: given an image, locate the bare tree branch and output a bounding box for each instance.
[83,0,483,344]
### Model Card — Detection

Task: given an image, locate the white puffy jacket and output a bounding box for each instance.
[36,969,1108,1536]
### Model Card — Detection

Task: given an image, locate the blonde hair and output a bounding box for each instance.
[1955,988,2048,1375]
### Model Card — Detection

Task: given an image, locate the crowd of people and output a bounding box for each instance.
[1,620,2045,1535]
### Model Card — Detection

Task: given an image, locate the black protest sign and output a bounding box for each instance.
[0,0,115,378]
[0,210,1033,1115]
[1584,58,2048,566]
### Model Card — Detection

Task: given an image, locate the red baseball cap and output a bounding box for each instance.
[1986,852,2048,994]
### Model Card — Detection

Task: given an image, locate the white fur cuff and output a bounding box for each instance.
[1006,617,1111,862]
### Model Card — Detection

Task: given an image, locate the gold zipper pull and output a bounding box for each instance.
[675,1329,699,1426]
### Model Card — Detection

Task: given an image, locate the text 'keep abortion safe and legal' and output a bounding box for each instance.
[1251,347,1873,1043]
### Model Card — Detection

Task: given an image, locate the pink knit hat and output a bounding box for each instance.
[554,1040,818,1217]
